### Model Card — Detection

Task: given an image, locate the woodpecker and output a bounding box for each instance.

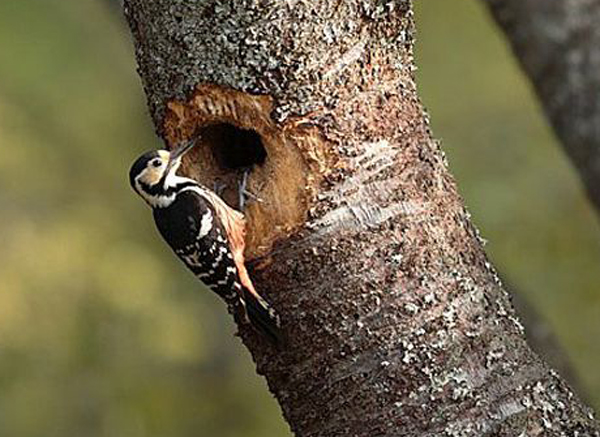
[129,140,281,344]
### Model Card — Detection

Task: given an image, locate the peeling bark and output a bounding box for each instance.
[484,0,600,214]
[123,1,599,435]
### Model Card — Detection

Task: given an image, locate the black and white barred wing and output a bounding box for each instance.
[153,190,240,304]
[153,189,282,344]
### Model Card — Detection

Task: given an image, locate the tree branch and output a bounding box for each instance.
[484,0,600,215]
[123,1,599,435]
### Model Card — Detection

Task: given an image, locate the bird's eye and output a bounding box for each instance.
[152,159,162,168]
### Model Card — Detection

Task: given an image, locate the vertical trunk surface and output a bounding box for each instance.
[123,1,599,435]
[485,0,600,215]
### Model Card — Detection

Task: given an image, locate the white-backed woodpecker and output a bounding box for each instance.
[129,140,281,344]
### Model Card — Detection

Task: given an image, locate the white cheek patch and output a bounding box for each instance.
[198,210,213,239]
[136,167,163,190]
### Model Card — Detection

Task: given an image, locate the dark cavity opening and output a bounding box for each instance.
[201,123,267,170]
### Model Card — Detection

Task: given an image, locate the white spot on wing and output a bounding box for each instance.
[198,210,213,239]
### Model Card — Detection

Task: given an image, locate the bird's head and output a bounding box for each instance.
[129,139,196,207]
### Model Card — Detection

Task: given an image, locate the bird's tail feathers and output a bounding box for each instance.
[241,286,282,345]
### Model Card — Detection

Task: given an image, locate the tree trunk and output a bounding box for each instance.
[123,1,599,435]
[484,0,600,215]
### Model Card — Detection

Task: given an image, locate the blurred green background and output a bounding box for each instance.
[0,0,598,436]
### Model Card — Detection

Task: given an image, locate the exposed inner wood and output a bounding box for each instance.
[163,84,333,259]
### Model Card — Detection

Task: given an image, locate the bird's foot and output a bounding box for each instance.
[238,168,263,211]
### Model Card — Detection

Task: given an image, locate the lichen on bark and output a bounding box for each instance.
[124,0,412,129]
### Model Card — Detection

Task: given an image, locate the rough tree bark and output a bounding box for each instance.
[484,0,600,215]
[123,1,599,435]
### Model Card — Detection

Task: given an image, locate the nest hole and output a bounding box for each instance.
[200,123,267,171]
[165,85,316,258]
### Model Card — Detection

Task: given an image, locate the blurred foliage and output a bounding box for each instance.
[0,0,597,436]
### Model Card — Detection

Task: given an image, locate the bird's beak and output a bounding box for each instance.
[166,138,197,173]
